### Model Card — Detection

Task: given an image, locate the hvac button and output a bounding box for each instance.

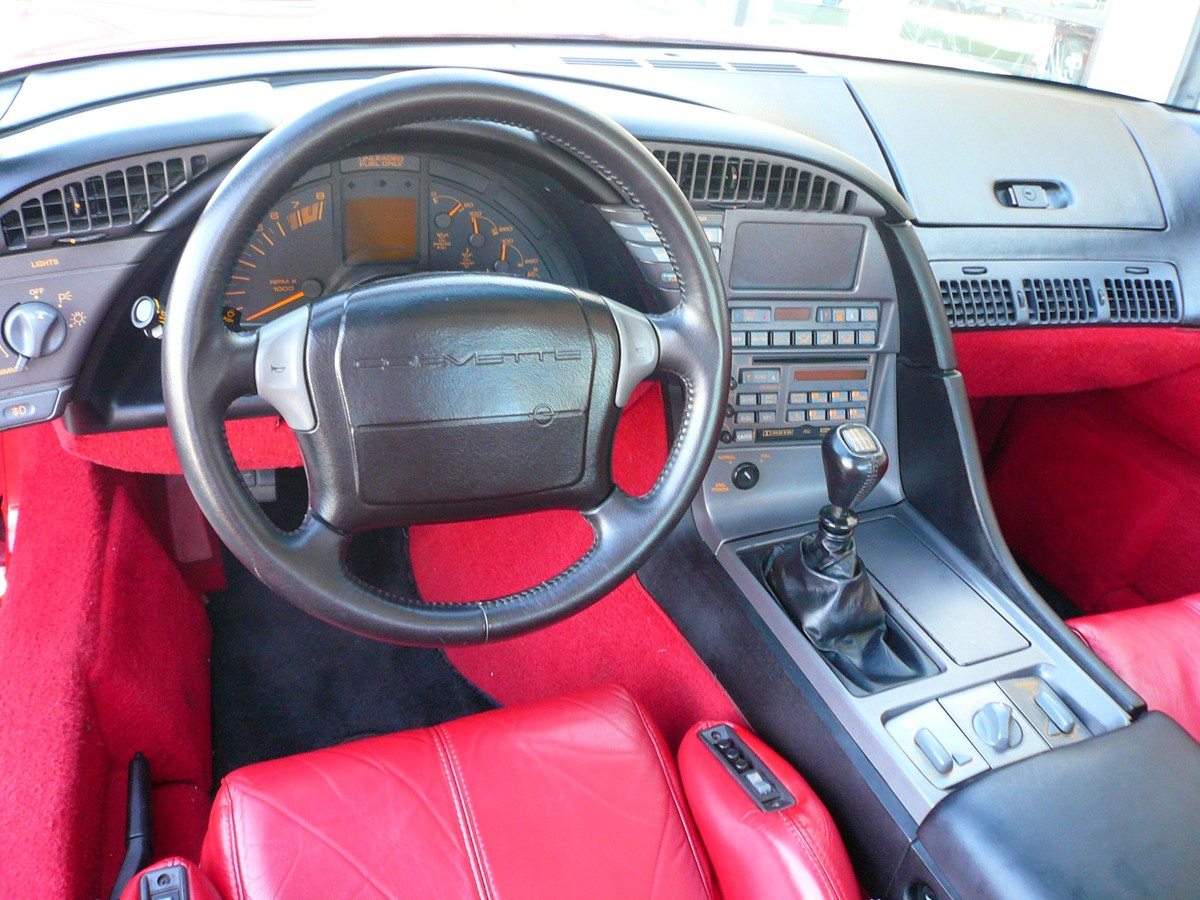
[1,389,58,426]
[732,462,760,490]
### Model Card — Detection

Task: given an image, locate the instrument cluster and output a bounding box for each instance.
[222,152,577,328]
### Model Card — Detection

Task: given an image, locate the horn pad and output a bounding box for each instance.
[302,273,622,529]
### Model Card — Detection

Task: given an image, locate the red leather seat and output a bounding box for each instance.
[1071,594,1200,742]
[123,684,858,899]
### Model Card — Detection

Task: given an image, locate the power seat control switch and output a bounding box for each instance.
[699,724,795,812]
[138,862,190,900]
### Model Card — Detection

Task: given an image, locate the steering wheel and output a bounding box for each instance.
[163,69,728,645]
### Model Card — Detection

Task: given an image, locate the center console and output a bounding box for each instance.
[611,147,1199,897]
[686,207,1130,823]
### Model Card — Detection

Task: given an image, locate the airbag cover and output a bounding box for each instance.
[326,274,596,506]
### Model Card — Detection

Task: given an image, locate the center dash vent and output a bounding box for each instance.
[1104,277,1180,323]
[649,146,857,213]
[1024,277,1099,324]
[939,278,1017,328]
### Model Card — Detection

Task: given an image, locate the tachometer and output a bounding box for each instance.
[222,183,335,327]
[429,187,544,279]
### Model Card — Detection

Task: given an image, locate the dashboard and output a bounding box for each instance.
[1,41,1199,455]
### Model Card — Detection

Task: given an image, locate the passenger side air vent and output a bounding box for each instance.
[930,261,1184,329]
[939,278,1017,328]
[647,144,858,214]
[1104,277,1180,323]
[0,141,248,254]
[1024,277,1099,324]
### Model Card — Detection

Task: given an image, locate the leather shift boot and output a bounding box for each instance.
[764,526,927,690]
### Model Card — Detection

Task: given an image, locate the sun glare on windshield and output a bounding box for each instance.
[3,1,1197,106]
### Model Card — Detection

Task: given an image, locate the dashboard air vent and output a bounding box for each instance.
[0,151,215,252]
[1104,277,1180,323]
[730,62,807,74]
[561,56,640,67]
[1024,277,1099,324]
[648,59,724,70]
[650,147,857,213]
[939,278,1017,328]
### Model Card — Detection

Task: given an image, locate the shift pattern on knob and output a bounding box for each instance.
[822,422,889,513]
[3,302,67,359]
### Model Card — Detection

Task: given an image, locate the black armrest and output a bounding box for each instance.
[917,713,1200,899]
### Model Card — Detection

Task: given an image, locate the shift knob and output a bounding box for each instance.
[821,423,888,514]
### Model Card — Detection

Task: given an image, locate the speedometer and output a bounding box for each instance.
[222,183,336,327]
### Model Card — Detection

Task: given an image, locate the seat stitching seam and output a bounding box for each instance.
[431,726,493,900]
[630,698,714,898]
[438,727,500,899]
[781,807,845,900]
[223,786,247,900]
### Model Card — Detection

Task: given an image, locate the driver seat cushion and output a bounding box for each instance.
[190,684,857,899]
[1070,594,1200,742]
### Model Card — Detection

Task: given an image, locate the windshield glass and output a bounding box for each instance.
[5,1,1196,106]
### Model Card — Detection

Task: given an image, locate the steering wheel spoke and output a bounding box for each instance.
[254,306,316,432]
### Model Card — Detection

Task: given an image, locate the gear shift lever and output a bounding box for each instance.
[818,423,889,540]
[764,424,928,691]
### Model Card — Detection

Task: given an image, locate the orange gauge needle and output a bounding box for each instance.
[245,289,305,322]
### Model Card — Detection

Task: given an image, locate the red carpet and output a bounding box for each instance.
[0,425,211,898]
[409,382,744,746]
[957,328,1200,615]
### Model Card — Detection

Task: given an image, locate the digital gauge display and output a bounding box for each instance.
[344,196,418,264]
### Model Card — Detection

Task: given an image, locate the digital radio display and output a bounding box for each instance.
[793,368,868,382]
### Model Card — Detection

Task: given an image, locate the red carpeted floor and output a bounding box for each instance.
[958,327,1200,616]
[3,380,740,893]
[408,382,743,747]
[0,425,212,898]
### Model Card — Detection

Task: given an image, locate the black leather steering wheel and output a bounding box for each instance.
[163,69,728,645]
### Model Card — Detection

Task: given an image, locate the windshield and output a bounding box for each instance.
[5,0,1197,107]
